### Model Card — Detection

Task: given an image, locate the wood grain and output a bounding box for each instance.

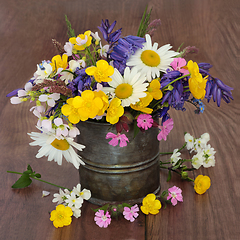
[1,0,239,239]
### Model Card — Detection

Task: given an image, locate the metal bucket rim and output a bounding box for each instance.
[79,120,111,127]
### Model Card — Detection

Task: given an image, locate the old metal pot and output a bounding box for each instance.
[77,120,160,205]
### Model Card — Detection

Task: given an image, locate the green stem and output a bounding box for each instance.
[7,171,71,191]
[159,142,187,155]
[159,152,173,155]
[162,73,190,90]
[86,47,95,65]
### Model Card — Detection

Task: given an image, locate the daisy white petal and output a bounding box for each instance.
[126,34,178,81]
[28,130,85,169]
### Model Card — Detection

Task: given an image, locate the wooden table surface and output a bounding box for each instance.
[1,0,239,239]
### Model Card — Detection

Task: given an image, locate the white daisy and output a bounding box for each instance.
[126,34,178,81]
[102,67,148,107]
[28,131,85,169]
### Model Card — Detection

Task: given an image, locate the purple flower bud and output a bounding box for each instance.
[198,62,213,71]
[216,88,222,107]
[211,84,218,102]
[108,20,117,34]
[6,88,22,97]
[215,78,233,92]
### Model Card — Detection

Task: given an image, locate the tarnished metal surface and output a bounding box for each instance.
[77,120,160,205]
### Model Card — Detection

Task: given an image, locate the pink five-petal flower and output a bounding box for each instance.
[106,132,129,147]
[170,57,189,76]
[157,118,174,141]
[137,114,153,130]
[123,204,139,222]
[167,186,183,206]
[94,210,111,228]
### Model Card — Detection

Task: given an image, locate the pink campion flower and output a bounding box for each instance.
[170,58,189,76]
[137,114,153,130]
[123,204,139,222]
[157,118,174,141]
[94,210,111,228]
[167,186,183,206]
[106,132,129,147]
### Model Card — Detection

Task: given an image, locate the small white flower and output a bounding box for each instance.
[202,144,216,168]
[72,183,91,200]
[71,206,81,218]
[78,59,86,68]
[201,133,210,142]
[65,192,83,209]
[191,152,204,169]
[64,42,74,56]
[40,118,53,133]
[30,105,45,118]
[35,62,53,81]
[68,126,80,138]
[184,133,194,150]
[52,188,69,204]
[60,60,80,84]
[54,118,69,137]
[91,31,101,45]
[170,149,181,166]
[99,42,109,58]
[38,93,60,107]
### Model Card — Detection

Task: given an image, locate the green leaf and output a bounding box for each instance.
[167,170,172,182]
[27,165,33,173]
[34,173,41,178]
[137,5,152,37]
[121,203,132,208]
[65,15,75,38]
[23,169,32,174]
[11,173,32,189]
[161,190,168,197]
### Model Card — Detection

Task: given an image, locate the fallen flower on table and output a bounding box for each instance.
[167,186,183,206]
[194,175,211,194]
[50,204,73,228]
[42,190,50,197]
[140,193,162,215]
[52,183,91,218]
[94,210,112,228]
[123,204,139,222]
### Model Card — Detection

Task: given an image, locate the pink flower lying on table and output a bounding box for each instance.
[167,186,183,206]
[123,204,139,222]
[106,132,129,147]
[157,118,174,141]
[94,210,111,228]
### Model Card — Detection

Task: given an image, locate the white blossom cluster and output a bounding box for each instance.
[170,132,216,169]
[52,184,91,218]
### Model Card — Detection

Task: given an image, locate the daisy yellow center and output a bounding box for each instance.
[115,83,133,99]
[141,50,160,67]
[51,138,70,151]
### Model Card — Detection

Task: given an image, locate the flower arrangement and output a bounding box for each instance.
[7,7,233,228]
